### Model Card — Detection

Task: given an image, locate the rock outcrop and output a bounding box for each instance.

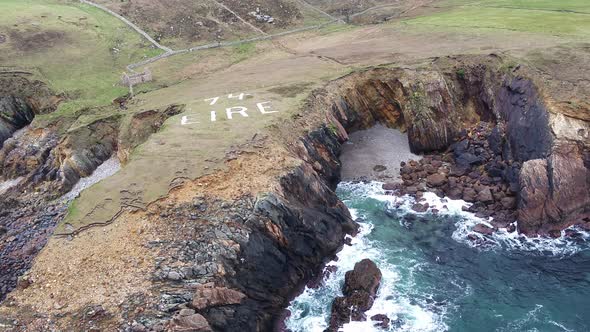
[0,74,62,147]
[317,56,589,235]
[218,127,357,331]
[0,127,59,181]
[0,74,58,113]
[191,283,246,311]
[169,312,213,332]
[0,118,117,198]
[327,259,382,331]
[0,96,35,147]
[518,144,590,234]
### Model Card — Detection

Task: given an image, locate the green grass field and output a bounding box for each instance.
[437,0,590,12]
[405,0,590,37]
[0,0,162,128]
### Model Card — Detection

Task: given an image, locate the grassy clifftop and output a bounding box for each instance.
[0,0,160,128]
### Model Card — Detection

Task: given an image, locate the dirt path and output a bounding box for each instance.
[126,20,340,70]
[384,0,439,20]
[79,0,173,53]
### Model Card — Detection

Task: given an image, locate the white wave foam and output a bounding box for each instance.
[285,220,383,332]
[549,320,575,332]
[286,181,588,332]
[498,304,573,332]
[286,182,448,332]
[489,225,590,256]
[377,187,590,257]
[498,304,545,332]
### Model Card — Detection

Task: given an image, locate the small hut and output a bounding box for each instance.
[121,68,152,86]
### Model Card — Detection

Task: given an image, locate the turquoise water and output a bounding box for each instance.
[286,182,590,332]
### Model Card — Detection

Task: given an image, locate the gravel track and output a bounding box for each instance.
[79,0,173,53]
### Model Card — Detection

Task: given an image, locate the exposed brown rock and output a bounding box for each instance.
[426,173,446,187]
[170,313,212,332]
[371,314,390,329]
[500,197,516,209]
[343,259,382,296]
[477,187,494,203]
[518,144,590,234]
[462,187,477,202]
[447,187,463,200]
[191,284,246,310]
[0,96,35,147]
[412,203,429,213]
[382,182,400,191]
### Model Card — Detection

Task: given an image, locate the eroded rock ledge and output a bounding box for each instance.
[0,74,60,148]
[0,88,183,301]
[0,55,588,331]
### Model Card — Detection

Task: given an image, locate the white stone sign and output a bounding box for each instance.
[181,93,278,126]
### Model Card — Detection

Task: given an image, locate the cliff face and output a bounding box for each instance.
[188,56,590,330]
[491,77,553,162]
[0,101,182,301]
[1,55,588,331]
[224,130,357,330]
[314,58,589,235]
[0,74,61,147]
[518,144,590,234]
[145,127,358,332]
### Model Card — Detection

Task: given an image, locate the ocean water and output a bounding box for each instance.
[286,182,590,332]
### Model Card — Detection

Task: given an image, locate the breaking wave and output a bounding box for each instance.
[285,181,589,331]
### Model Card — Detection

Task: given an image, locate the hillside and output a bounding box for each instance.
[90,0,328,48]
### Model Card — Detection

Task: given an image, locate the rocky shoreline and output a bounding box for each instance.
[382,121,521,238]
[1,55,589,330]
[286,55,589,330]
[319,57,589,237]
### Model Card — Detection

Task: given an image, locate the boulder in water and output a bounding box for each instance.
[473,223,495,236]
[327,259,382,331]
[411,203,429,213]
[371,314,390,329]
